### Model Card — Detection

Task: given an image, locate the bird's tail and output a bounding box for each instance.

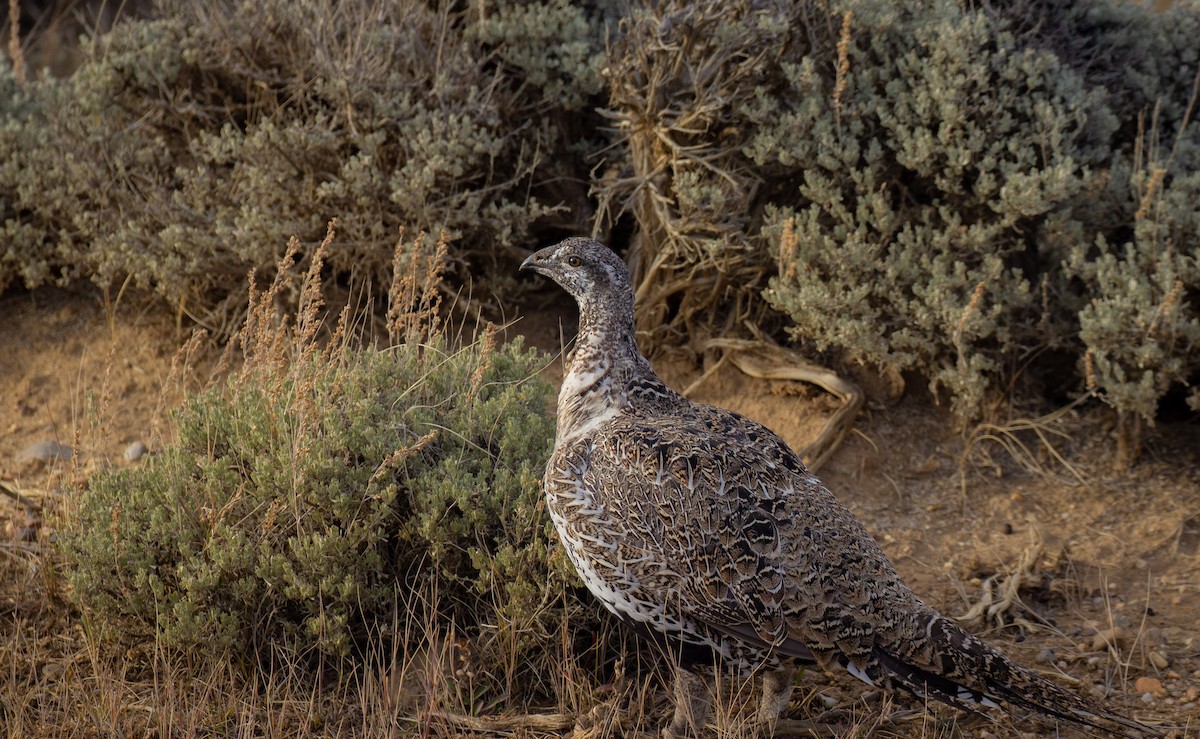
[863,607,1161,737]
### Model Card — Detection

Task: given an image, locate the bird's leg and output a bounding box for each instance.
[664,668,712,738]
[756,667,795,736]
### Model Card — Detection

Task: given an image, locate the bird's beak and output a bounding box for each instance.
[520,249,550,274]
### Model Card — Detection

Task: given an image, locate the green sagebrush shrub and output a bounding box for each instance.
[595,0,1197,461]
[750,1,1117,419]
[63,282,558,665]
[0,0,606,328]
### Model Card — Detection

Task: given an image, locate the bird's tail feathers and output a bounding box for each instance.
[866,612,1161,737]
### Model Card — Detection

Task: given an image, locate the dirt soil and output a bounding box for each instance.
[3,286,1199,737]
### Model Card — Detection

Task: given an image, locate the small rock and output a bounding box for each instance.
[16,440,72,463]
[1091,626,1130,652]
[1141,692,1154,704]
[123,440,148,463]
[1135,676,1163,695]
[1036,647,1057,664]
[1148,650,1169,669]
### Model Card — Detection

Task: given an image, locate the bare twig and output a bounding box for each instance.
[0,480,43,512]
[703,338,864,472]
[421,710,576,732]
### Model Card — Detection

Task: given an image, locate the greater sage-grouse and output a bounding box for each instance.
[521,238,1159,738]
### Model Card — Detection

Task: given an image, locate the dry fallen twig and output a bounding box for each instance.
[422,710,577,733]
[957,534,1046,630]
[703,338,864,472]
[0,480,43,512]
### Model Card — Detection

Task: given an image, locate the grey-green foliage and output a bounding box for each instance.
[63,333,558,663]
[0,0,606,323]
[469,0,605,111]
[999,0,1200,432]
[750,2,1119,418]
[741,0,1199,441]
[1067,163,1200,426]
[591,0,1197,455]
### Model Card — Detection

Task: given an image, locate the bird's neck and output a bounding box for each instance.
[555,305,651,447]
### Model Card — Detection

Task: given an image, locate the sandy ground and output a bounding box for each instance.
[2,285,1198,736]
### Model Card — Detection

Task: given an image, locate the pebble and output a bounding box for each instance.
[1091,626,1130,652]
[123,440,148,463]
[1148,650,1169,669]
[1035,647,1056,664]
[15,440,72,463]
[1141,692,1154,704]
[1135,676,1163,695]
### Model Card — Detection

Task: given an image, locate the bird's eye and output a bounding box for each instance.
[566,255,582,268]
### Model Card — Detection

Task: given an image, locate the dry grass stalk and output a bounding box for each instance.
[6,0,23,83]
[1134,167,1166,221]
[368,429,438,488]
[387,229,449,344]
[959,395,1091,494]
[1147,278,1184,339]
[958,534,1046,629]
[953,280,987,345]
[832,10,853,115]
[777,216,799,284]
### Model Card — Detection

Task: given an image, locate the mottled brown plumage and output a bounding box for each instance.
[521,238,1159,737]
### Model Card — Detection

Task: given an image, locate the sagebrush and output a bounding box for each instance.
[62,229,577,694]
[593,0,1199,463]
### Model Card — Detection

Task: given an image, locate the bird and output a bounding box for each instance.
[520,237,1161,738]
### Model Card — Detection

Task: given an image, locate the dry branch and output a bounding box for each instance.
[704,338,864,472]
[423,710,576,733]
[0,480,43,512]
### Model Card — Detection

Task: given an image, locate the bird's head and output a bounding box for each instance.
[519,237,632,305]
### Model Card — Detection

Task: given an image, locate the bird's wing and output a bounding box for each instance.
[581,400,900,665]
